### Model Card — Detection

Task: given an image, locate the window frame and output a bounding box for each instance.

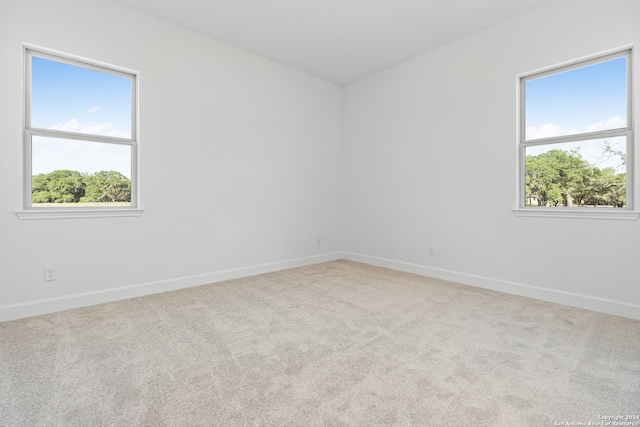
[18,45,142,220]
[514,47,638,220]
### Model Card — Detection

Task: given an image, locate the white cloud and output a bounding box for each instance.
[526,123,579,140]
[88,106,101,113]
[585,115,625,133]
[83,122,117,135]
[32,135,131,177]
[50,118,83,132]
[49,118,130,138]
[527,116,625,140]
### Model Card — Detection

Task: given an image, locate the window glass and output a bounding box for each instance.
[31,56,132,138]
[525,137,626,207]
[519,50,632,212]
[525,56,627,140]
[24,48,138,213]
[31,136,132,206]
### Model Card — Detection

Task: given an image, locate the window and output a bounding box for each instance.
[516,49,636,219]
[20,46,140,219]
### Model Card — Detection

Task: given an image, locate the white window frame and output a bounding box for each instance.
[18,45,142,220]
[514,47,638,220]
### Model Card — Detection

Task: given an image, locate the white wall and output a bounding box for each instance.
[344,0,640,319]
[0,0,344,320]
[2,0,639,322]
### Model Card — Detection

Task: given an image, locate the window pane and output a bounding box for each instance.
[31,136,132,206]
[524,138,626,208]
[525,56,627,140]
[31,55,132,138]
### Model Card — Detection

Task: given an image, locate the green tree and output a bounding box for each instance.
[31,170,85,203]
[589,168,625,207]
[526,149,586,206]
[525,149,625,208]
[32,173,52,203]
[81,170,131,203]
[600,139,626,167]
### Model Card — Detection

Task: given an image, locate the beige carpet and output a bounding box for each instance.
[1,260,639,426]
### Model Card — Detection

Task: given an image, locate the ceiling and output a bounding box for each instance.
[113,0,551,86]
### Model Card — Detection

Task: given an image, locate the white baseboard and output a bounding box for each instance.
[3,251,638,323]
[344,252,640,321]
[0,252,343,323]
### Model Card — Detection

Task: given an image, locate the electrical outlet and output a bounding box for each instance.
[428,247,435,256]
[44,266,57,281]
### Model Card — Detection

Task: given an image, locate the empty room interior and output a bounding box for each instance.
[1,0,639,424]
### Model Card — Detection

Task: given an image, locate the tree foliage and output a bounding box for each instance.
[32,170,131,204]
[81,171,131,203]
[525,149,625,207]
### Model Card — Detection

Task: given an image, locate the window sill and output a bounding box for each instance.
[16,208,144,220]
[512,208,639,220]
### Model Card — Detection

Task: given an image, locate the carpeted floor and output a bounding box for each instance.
[1,260,639,426]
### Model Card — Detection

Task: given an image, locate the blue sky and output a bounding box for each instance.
[31,55,133,177]
[525,55,627,138]
[525,55,627,171]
